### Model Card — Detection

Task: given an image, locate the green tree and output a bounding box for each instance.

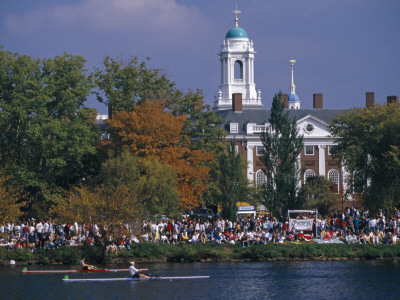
[330,103,400,215]
[97,151,179,218]
[213,140,253,221]
[93,56,178,115]
[169,89,226,153]
[298,176,341,217]
[260,93,303,216]
[0,48,99,216]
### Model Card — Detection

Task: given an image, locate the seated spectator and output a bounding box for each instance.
[160,233,169,244]
[241,233,249,248]
[260,233,268,244]
[297,231,305,241]
[106,242,118,254]
[171,232,178,244]
[190,231,200,243]
[200,232,206,244]
[181,230,189,242]
[287,231,295,242]
[141,232,149,242]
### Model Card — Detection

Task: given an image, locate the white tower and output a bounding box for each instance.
[288,59,301,109]
[214,7,262,110]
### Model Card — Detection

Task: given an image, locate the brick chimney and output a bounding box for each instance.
[387,96,399,105]
[232,93,243,112]
[313,93,323,109]
[281,94,288,109]
[366,92,374,109]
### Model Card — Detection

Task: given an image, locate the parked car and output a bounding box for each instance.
[188,208,215,219]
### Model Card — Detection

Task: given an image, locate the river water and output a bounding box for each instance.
[1,260,399,299]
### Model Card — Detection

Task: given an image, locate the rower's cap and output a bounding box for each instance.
[130,261,135,265]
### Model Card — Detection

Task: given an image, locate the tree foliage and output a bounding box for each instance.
[50,153,179,238]
[93,56,178,114]
[212,140,254,221]
[169,89,225,153]
[0,171,25,222]
[0,48,99,216]
[298,176,341,217]
[330,103,400,215]
[260,93,303,215]
[100,100,211,209]
[97,151,179,218]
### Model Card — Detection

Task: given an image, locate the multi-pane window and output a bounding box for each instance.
[304,169,316,183]
[230,123,238,133]
[256,146,265,156]
[305,145,314,155]
[328,169,339,193]
[256,170,267,187]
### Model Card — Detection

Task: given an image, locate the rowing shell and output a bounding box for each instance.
[23,269,132,274]
[63,276,210,282]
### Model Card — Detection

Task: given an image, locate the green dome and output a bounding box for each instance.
[225,27,248,39]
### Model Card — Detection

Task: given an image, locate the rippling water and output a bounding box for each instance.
[1,260,399,299]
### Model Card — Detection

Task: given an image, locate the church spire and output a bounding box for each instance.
[288,58,301,109]
[290,59,296,94]
[233,4,241,27]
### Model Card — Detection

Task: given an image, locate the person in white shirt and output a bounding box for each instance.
[43,221,49,234]
[129,262,149,278]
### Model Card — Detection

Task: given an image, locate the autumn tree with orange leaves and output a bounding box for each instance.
[100,100,212,209]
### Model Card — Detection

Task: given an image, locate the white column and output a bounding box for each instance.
[297,155,302,189]
[227,57,232,84]
[224,57,227,84]
[247,146,254,181]
[318,145,326,177]
[220,58,223,84]
[342,164,349,197]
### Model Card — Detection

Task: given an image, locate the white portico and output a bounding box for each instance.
[214,10,262,110]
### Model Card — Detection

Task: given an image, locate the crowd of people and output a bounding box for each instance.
[1,208,399,252]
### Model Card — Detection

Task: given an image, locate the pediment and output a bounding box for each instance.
[296,115,331,137]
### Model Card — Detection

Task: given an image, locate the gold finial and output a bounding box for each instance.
[290,59,296,66]
[233,3,242,27]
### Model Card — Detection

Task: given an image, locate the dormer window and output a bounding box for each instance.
[230,123,239,133]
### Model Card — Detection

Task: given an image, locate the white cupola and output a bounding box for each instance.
[214,8,262,110]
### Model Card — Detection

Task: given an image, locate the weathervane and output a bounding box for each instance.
[233,3,242,27]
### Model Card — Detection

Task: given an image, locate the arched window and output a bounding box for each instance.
[256,170,267,187]
[304,169,316,183]
[328,169,339,193]
[234,60,243,79]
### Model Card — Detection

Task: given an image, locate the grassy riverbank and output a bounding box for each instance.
[2,243,400,265]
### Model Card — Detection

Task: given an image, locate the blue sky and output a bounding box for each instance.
[1,0,399,114]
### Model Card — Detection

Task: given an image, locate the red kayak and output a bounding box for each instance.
[22,268,131,274]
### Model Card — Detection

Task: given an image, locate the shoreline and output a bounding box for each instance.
[1,243,400,266]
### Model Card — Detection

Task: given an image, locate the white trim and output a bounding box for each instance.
[305,145,314,155]
[318,145,326,176]
[230,123,238,133]
[255,169,267,187]
[328,169,340,193]
[304,169,316,182]
[256,146,265,156]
